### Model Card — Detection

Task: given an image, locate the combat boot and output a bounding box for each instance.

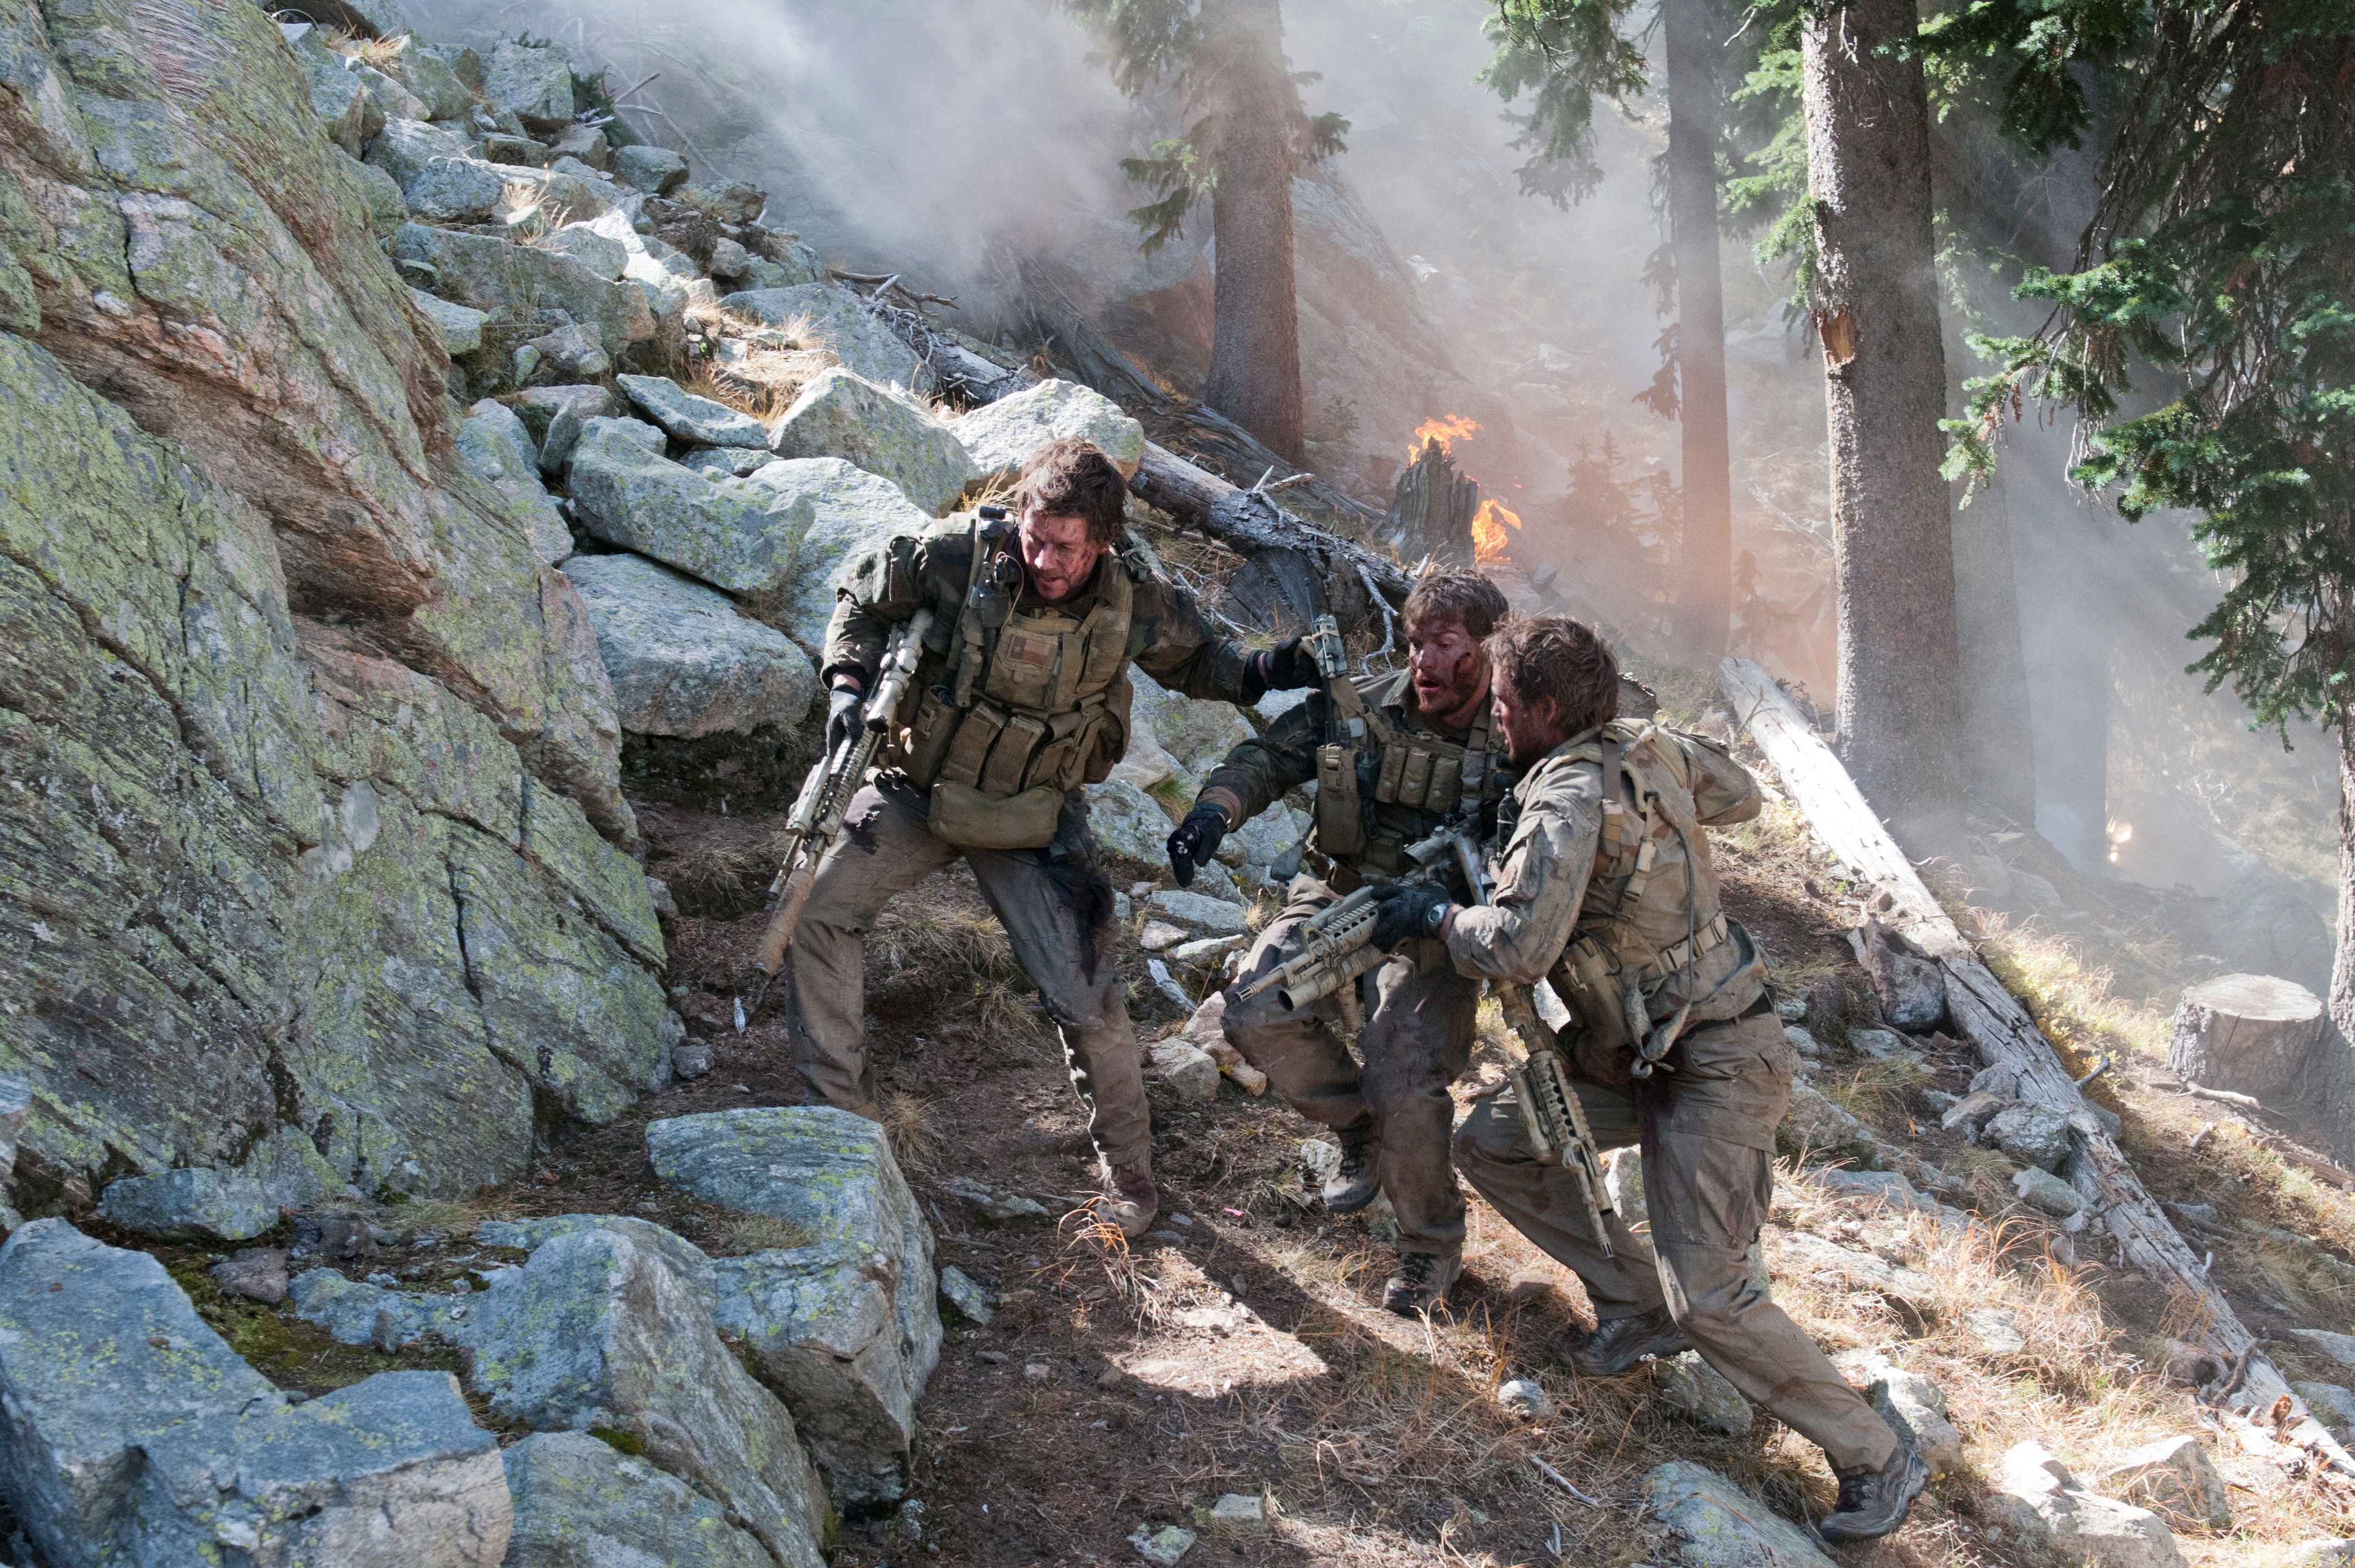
[1818,1440,1928,1543]
[1558,1306,1691,1375]
[1382,1251,1462,1316]
[1323,1120,1382,1213]
[1096,1166,1159,1239]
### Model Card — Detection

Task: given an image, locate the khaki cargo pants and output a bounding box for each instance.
[780,780,1151,1175]
[1453,1005,1897,1473]
[1223,875,1477,1258]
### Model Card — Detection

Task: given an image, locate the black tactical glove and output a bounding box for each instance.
[825,680,865,759]
[1249,636,1319,696]
[1367,881,1453,949]
[1166,804,1229,889]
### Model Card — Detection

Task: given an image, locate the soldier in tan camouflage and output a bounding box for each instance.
[1361,616,1926,1544]
[1171,569,1509,1315]
[787,439,1318,1235]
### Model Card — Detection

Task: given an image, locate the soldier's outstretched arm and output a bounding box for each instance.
[1166,696,1321,886]
[1443,766,1605,986]
[820,528,958,690]
[1129,573,1318,705]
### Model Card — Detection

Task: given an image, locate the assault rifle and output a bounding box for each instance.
[1496,983,1617,1258]
[1228,818,1484,1033]
[752,608,936,981]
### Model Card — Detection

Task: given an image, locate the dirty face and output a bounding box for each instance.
[1018,507,1107,603]
[1406,612,1490,729]
[1492,678,1568,765]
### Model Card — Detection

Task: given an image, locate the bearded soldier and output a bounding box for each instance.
[785,438,1318,1236]
[1170,568,1509,1315]
[1363,615,1925,1544]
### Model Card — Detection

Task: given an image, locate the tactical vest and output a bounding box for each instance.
[1312,673,1499,877]
[887,518,1136,846]
[1536,720,1747,1083]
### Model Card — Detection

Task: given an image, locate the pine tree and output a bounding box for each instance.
[1480,0,1744,663]
[1061,0,1347,462]
[1932,0,2355,1057]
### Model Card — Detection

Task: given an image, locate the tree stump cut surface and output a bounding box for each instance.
[2168,973,2324,1103]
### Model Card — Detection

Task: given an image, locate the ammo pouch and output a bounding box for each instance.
[1314,743,1366,857]
[1559,932,1639,1086]
[927,780,1065,850]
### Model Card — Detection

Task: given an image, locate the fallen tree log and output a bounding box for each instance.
[1131,442,1413,647]
[1719,656,2355,1478]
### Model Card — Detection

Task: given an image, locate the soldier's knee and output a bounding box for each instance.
[1451,1095,1518,1178]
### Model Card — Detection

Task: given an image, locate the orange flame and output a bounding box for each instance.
[1408,413,1480,462]
[1471,497,1522,567]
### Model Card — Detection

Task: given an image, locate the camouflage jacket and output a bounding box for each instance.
[820,518,1263,703]
[1445,722,1767,1043]
[1195,669,1492,876]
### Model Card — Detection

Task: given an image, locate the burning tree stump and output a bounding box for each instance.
[1387,433,1481,565]
[2168,973,2326,1103]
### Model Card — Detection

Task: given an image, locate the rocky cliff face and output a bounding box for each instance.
[0,0,668,1204]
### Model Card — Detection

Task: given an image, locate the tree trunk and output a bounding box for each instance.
[1204,0,1304,464]
[1663,0,1732,666]
[1800,0,1964,837]
[2326,714,2355,1153]
[2168,974,2326,1102]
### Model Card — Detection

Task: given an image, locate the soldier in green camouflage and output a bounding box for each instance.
[786,439,1317,1237]
[1168,569,1510,1314]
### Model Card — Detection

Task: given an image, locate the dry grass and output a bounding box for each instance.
[883,1090,945,1174]
[661,835,776,922]
[709,1211,812,1255]
[1976,911,2173,1069]
[867,902,1049,1056]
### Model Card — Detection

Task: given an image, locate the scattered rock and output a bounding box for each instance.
[409,286,487,356]
[1140,921,1188,952]
[1783,1024,1824,1060]
[1131,670,1254,776]
[0,1223,508,1564]
[1209,1493,1272,1534]
[736,458,940,645]
[2105,1435,2230,1531]
[1856,918,1947,1030]
[1172,935,1247,967]
[457,399,572,565]
[2293,1329,2355,1371]
[619,373,771,449]
[950,378,1147,482]
[540,224,631,281]
[1969,1064,2020,1097]
[392,224,655,358]
[680,446,780,480]
[1129,1523,1197,1565]
[524,322,612,381]
[1986,1442,2186,1568]
[1834,1349,1964,1474]
[96,1167,275,1242]
[1085,779,1179,868]
[943,1180,1048,1221]
[463,1225,829,1568]
[367,118,503,221]
[939,1264,994,1325]
[1940,1088,2014,1136]
[1984,1101,2075,1172]
[1780,1082,1874,1164]
[563,554,815,737]
[646,1108,942,1506]
[1963,1305,2027,1354]
[1495,1377,1552,1419]
[767,367,980,514]
[1819,1168,1931,1212]
[1655,1352,1752,1436]
[2295,1381,2355,1442]
[1771,1231,1937,1309]
[565,427,812,601]
[2288,1542,2355,1566]
[613,144,689,195]
[2013,1165,2086,1218]
[720,285,926,391]
[482,38,575,128]
[1506,1270,1554,1303]
[1846,1027,1920,1064]
[1149,889,1249,934]
[1644,1460,1837,1568]
[1151,1042,1222,1102]
[503,1429,770,1567]
[211,1247,292,1305]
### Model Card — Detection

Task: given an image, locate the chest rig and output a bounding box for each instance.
[1536,720,1733,1082]
[1305,618,1498,875]
[892,513,1136,816]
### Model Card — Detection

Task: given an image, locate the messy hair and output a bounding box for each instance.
[1013,437,1129,544]
[1404,567,1510,641]
[1486,616,1619,736]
